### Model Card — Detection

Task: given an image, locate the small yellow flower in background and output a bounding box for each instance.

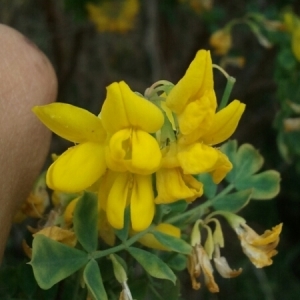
[292,27,300,61]
[234,222,283,268]
[284,117,300,132]
[219,56,245,69]
[33,226,77,248]
[86,0,140,33]
[23,226,77,258]
[209,29,232,55]
[283,11,300,61]
[13,173,49,223]
[33,103,107,193]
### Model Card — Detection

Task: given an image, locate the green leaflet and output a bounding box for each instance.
[84,259,108,300]
[235,170,281,199]
[221,141,264,183]
[29,235,89,290]
[195,173,217,199]
[74,192,98,252]
[151,230,192,254]
[213,189,252,212]
[220,140,281,201]
[127,247,176,284]
[160,252,188,271]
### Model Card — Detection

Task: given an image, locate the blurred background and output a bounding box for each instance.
[1,0,300,299]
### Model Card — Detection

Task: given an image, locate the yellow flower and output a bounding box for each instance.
[86,0,140,33]
[164,50,245,183]
[33,103,107,193]
[166,50,245,145]
[101,81,163,175]
[209,29,232,55]
[96,81,163,230]
[136,223,181,251]
[234,223,283,268]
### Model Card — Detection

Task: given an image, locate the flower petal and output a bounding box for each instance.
[130,174,155,231]
[178,90,216,136]
[210,150,232,184]
[201,100,246,145]
[47,142,106,192]
[101,81,164,133]
[106,172,129,229]
[129,130,162,174]
[155,167,203,204]
[33,103,106,143]
[214,256,242,278]
[177,143,219,174]
[108,128,162,174]
[197,246,219,293]
[166,50,213,114]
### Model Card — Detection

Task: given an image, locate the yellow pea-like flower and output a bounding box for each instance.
[33,103,107,193]
[101,81,164,175]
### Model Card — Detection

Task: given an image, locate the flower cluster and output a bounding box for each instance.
[33,50,245,233]
[187,213,282,292]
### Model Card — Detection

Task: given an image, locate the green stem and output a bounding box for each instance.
[218,76,236,111]
[91,225,154,259]
[166,184,235,225]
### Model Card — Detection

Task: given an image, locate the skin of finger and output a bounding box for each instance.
[0,25,57,261]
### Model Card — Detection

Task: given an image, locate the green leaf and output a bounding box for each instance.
[166,200,189,214]
[29,235,89,289]
[84,259,108,300]
[0,267,18,296]
[161,252,187,271]
[151,231,192,255]
[18,263,37,297]
[234,144,264,179]
[74,192,98,252]
[278,47,297,71]
[130,278,148,300]
[127,247,176,284]
[235,170,281,200]
[213,189,252,212]
[221,142,264,183]
[195,173,217,199]
[159,279,181,300]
